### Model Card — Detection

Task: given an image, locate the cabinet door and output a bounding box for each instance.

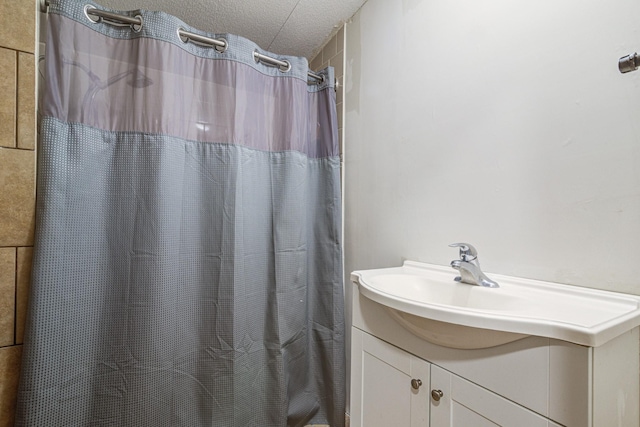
[351,328,430,427]
[430,365,549,427]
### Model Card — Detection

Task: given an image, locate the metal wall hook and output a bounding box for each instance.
[619,52,640,74]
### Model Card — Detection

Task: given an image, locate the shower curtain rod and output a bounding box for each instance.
[40,0,326,85]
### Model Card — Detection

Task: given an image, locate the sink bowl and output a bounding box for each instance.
[351,261,640,348]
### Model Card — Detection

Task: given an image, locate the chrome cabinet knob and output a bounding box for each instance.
[431,389,444,401]
[411,379,422,390]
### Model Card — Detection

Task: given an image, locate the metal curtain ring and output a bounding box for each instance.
[84,4,101,23]
[278,60,291,73]
[179,28,227,53]
[84,5,143,32]
[177,27,189,43]
[214,38,228,53]
[254,50,292,73]
[131,14,143,33]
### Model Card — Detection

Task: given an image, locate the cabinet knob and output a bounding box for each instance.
[410,379,422,390]
[431,389,444,401]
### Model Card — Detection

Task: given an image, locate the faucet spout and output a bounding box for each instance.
[449,243,499,288]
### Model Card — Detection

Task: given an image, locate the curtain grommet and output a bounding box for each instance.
[84,4,100,23]
[177,27,188,43]
[254,50,291,73]
[278,60,291,73]
[215,38,228,53]
[178,28,227,52]
[131,14,143,33]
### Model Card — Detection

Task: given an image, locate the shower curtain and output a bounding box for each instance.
[16,1,344,426]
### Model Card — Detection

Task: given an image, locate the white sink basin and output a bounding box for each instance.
[351,261,640,348]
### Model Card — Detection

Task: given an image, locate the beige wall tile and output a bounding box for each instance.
[0,148,35,246]
[329,53,344,80]
[0,0,36,53]
[322,35,337,63]
[17,53,35,150]
[310,54,323,72]
[336,26,345,55]
[0,248,15,347]
[0,48,16,149]
[15,247,32,344]
[0,345,22,427]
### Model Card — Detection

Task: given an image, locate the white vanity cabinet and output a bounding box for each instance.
[350,282,640,427]
[352,329,559,427]
[429,363,561,427]
[351,329,430,427]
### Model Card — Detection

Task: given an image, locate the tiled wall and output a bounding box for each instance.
[309,26,345,163]
[0,0,36,425]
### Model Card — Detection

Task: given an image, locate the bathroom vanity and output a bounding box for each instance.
[350,262,640,427]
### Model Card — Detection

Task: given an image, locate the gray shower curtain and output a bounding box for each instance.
[16,1,344,426]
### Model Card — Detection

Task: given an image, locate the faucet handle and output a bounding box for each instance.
[449,243,478,261]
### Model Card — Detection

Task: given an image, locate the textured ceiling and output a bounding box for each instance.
[97,0,366,59]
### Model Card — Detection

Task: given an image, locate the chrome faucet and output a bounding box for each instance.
[449,243,499,288]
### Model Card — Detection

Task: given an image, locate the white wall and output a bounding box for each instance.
[345,0,640,296]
